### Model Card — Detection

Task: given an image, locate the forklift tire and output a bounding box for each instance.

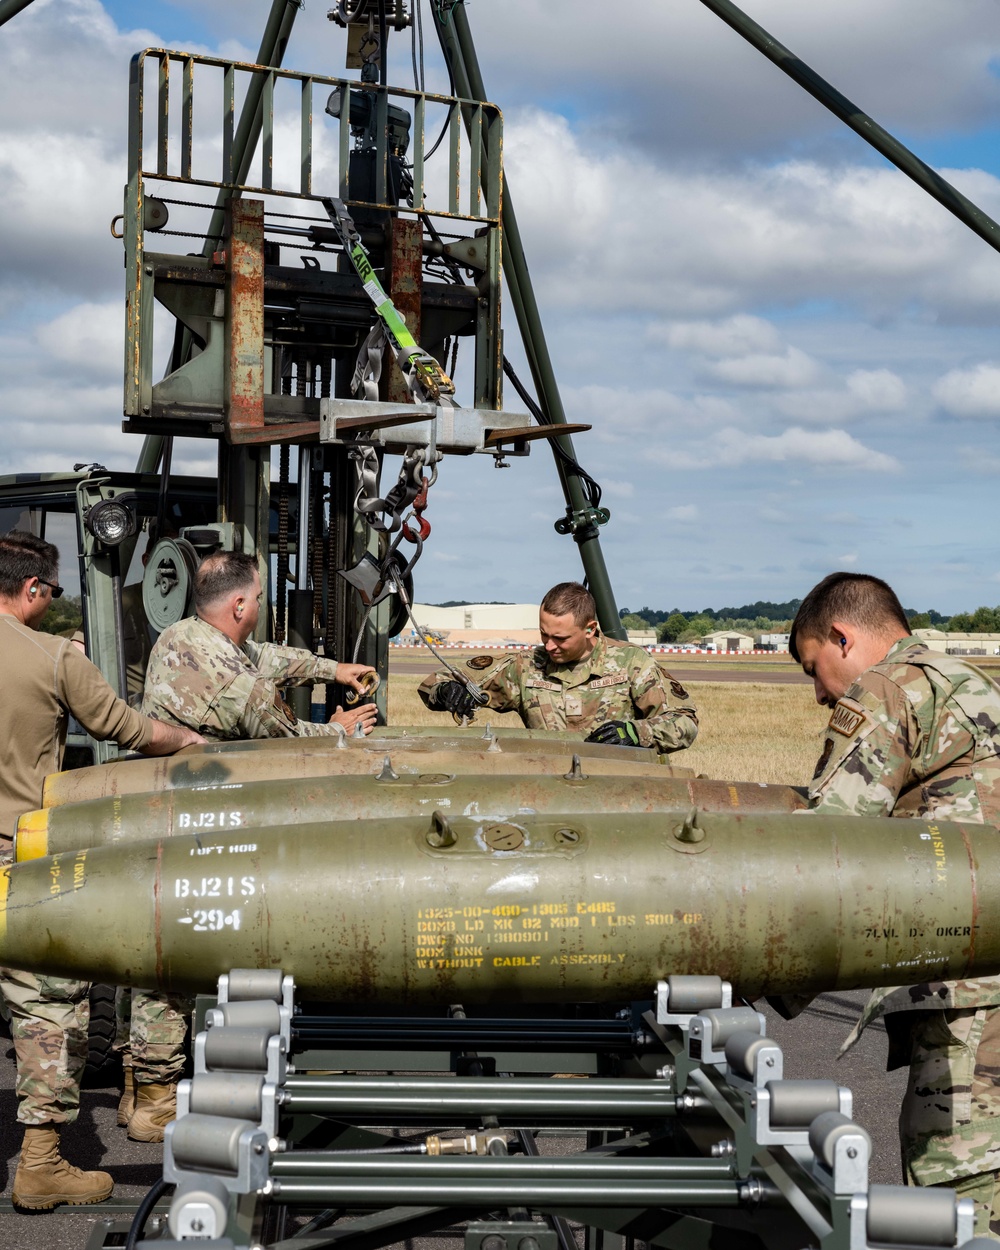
[86,983,119,1075]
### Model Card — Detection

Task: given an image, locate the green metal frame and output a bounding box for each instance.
[123,48,504,428]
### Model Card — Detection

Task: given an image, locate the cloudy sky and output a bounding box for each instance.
[3,1,1000,615]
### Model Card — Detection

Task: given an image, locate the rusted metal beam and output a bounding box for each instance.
[484,423,591,447]
[386,217,424,404]
[228,422,322,446]
[224,198,266,438]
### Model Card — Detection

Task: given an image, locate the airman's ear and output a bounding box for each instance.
[830,622,853,654]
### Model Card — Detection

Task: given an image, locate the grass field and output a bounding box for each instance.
[387,655,830,787]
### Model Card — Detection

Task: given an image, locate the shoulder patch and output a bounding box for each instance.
[670,679,689,700]
[828,699,865,738]
[274,690,297,725]
[466,655,493,671]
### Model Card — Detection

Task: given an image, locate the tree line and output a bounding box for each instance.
[41,595,1000,647]
[619,602,993,646]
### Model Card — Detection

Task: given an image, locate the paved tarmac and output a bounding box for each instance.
[0,991,906,1249]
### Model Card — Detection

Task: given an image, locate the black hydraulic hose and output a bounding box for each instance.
[293,1206,341,1236]
[125,1178,173,1250]
[503,356,603,512]
[378,0,388,86]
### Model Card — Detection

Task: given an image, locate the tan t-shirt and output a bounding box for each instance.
[0,615,153,845]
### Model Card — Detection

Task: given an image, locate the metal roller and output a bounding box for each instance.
[188,1073,266,1122]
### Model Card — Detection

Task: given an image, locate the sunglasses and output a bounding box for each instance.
[37,578,64,599]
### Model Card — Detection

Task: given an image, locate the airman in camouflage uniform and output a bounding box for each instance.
[418,582,697,754]
[143,613,372,740]
[793,572,1000,1239]
[129,551,378,1141]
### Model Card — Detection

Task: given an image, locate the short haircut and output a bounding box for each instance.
[790,572,909,662]
[194,551,258,613]
[0,530,59,599]
[540,582,596,627]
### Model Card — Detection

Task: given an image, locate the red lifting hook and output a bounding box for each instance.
[401,476,432,543]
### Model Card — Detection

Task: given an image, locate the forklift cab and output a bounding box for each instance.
[0,468,217,766]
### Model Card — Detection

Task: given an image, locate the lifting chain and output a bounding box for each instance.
[351,323,387,401]
[400,473,431,543]
[353,444,440,534]
[275,444,291,644]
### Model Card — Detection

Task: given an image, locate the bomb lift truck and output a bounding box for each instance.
[3,5,1000,1250]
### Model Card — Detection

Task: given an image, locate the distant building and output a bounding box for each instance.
[913,628,1000,657]
[405,603,539,646]
[702,630,753,653]
[756,633,790,651]
[626,629,657,646]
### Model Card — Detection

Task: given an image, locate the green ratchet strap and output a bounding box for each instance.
[322,197,455,405]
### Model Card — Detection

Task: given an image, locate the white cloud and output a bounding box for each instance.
[933,364,1000,419]
[507,113,1000,324]
[565,384,741,440]
[654,315,782,357]
[468,1,1000,161]
[654,426,900,472]
[708,347,819,389]
[35,302,123,381]
[958,447,1000,474]
[664,505,699,522]
[602,480,636,499]
[775,368,907,424]
[846,369,907,411]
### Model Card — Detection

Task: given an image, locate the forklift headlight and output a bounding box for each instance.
[86,500,137,547]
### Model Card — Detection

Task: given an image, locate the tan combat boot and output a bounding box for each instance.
[127,1082,176,1143]
[11,1125,113,1210]
[116,1060,136,1127]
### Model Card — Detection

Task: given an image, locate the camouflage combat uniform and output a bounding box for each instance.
[418,634,698,753]
[114,987,189,1087]
[809,636,1000,1236]
[142,614,345,740]
[133,615,349,1082]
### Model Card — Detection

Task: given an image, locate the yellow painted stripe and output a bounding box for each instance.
[14,809,49,862]
[0,867,8,948]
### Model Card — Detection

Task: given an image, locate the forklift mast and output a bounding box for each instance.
[116,0,619,733]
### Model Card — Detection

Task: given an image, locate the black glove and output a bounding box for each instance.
[585,720,642,747]
[436,681,478,717]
